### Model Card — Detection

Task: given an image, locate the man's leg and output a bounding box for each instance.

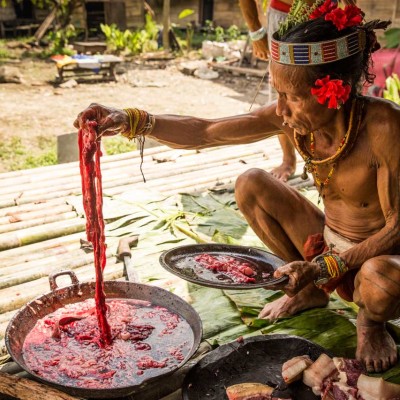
[265,8,297,182]
[353,255,400,372]
[270,134,297,182]
[235,168,329,319]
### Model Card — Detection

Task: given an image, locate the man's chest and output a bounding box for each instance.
[312,154,378,205]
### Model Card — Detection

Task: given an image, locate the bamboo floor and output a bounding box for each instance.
[0,137,314,399]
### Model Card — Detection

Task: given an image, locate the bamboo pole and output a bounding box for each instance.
[0,232,83,268]
[105,157,271,196]
[0,236,119,273]
[0,204,73,226]
[0,309,17,325]
[0,145,272,206]
[0,246,116,290]
[0,239,80,269]
[0,140,283,208]
[0,146,178,194]
[0,211,77,234]
[0,257,116,315]
[101,155,307,197]
[0,255,122,316]
[0,139,283,192]
[0,144,171,181]
[0,198,68,218]
[0,218,85,251]
[0,143,268,198]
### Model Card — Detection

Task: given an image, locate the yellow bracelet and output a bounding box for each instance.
[132,108,140,136]
[122,108,134,140]
[122,108,154,140]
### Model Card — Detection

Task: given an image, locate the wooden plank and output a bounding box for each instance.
[34,6,57,41]
[0,371,82,400]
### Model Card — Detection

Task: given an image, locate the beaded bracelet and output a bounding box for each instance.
[313,253,348,285]
[122,108,155,140]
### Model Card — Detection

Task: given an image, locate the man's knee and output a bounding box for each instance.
[235,168,269,203]
[354,256,400,321]
[236,168,266,190]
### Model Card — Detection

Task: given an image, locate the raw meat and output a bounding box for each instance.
[333,357,365,387]
[302,353,337,395]
[195,253,256,283]
[282,355,313,384]
[79,119,111,345]
[226,382,274,400]
[357,374,400,400]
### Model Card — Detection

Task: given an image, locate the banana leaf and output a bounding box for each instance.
[259,308,357,358]
[196,209,249,239]
[96,188,400,382]
[67,195,141,220]
[181,191,237,210]
[187,283,254,344]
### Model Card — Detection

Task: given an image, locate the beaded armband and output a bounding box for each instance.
[313,253,348,286]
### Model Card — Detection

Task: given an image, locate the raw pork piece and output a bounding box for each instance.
[303,353,337,395]
[357,374,400,400]
[226,382,274,400]
[282,355,313,384]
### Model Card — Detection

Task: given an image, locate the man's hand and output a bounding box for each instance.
[252,35,269,60]
[266,261,320,297]
[74,103,129,137]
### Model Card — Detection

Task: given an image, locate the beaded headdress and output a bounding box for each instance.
[270,0,366,66]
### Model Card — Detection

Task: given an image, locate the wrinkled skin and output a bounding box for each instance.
[235,62,400,373]
[74,104,129,138]
[75,62,400,373]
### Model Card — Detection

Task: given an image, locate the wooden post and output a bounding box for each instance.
[162,0,170,50]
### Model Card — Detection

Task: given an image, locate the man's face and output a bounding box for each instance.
[270,61,334,136]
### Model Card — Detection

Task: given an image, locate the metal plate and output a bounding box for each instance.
[182,334,331,400]
[159,244,287,290]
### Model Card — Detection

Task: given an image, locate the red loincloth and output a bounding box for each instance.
[303,233,358,302]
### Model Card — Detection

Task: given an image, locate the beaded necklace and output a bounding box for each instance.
[294,97,364,204]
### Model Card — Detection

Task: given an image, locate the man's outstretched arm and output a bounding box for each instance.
[74,102,284,150]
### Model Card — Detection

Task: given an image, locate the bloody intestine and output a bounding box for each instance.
[78,120,111,346]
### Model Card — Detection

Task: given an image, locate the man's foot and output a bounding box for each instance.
[356,309,398,373]
[258,283,329,320]
[270,162,296,182]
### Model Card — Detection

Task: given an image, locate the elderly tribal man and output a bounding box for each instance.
[75,1,399,373]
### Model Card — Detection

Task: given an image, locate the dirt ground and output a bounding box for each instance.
[0,57,273,173]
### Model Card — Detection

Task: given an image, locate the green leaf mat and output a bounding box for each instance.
[65,188,400,383]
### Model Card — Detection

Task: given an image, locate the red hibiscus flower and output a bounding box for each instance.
[310,0,337,20]
[311,76,351,109]
[325,5,363,30]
